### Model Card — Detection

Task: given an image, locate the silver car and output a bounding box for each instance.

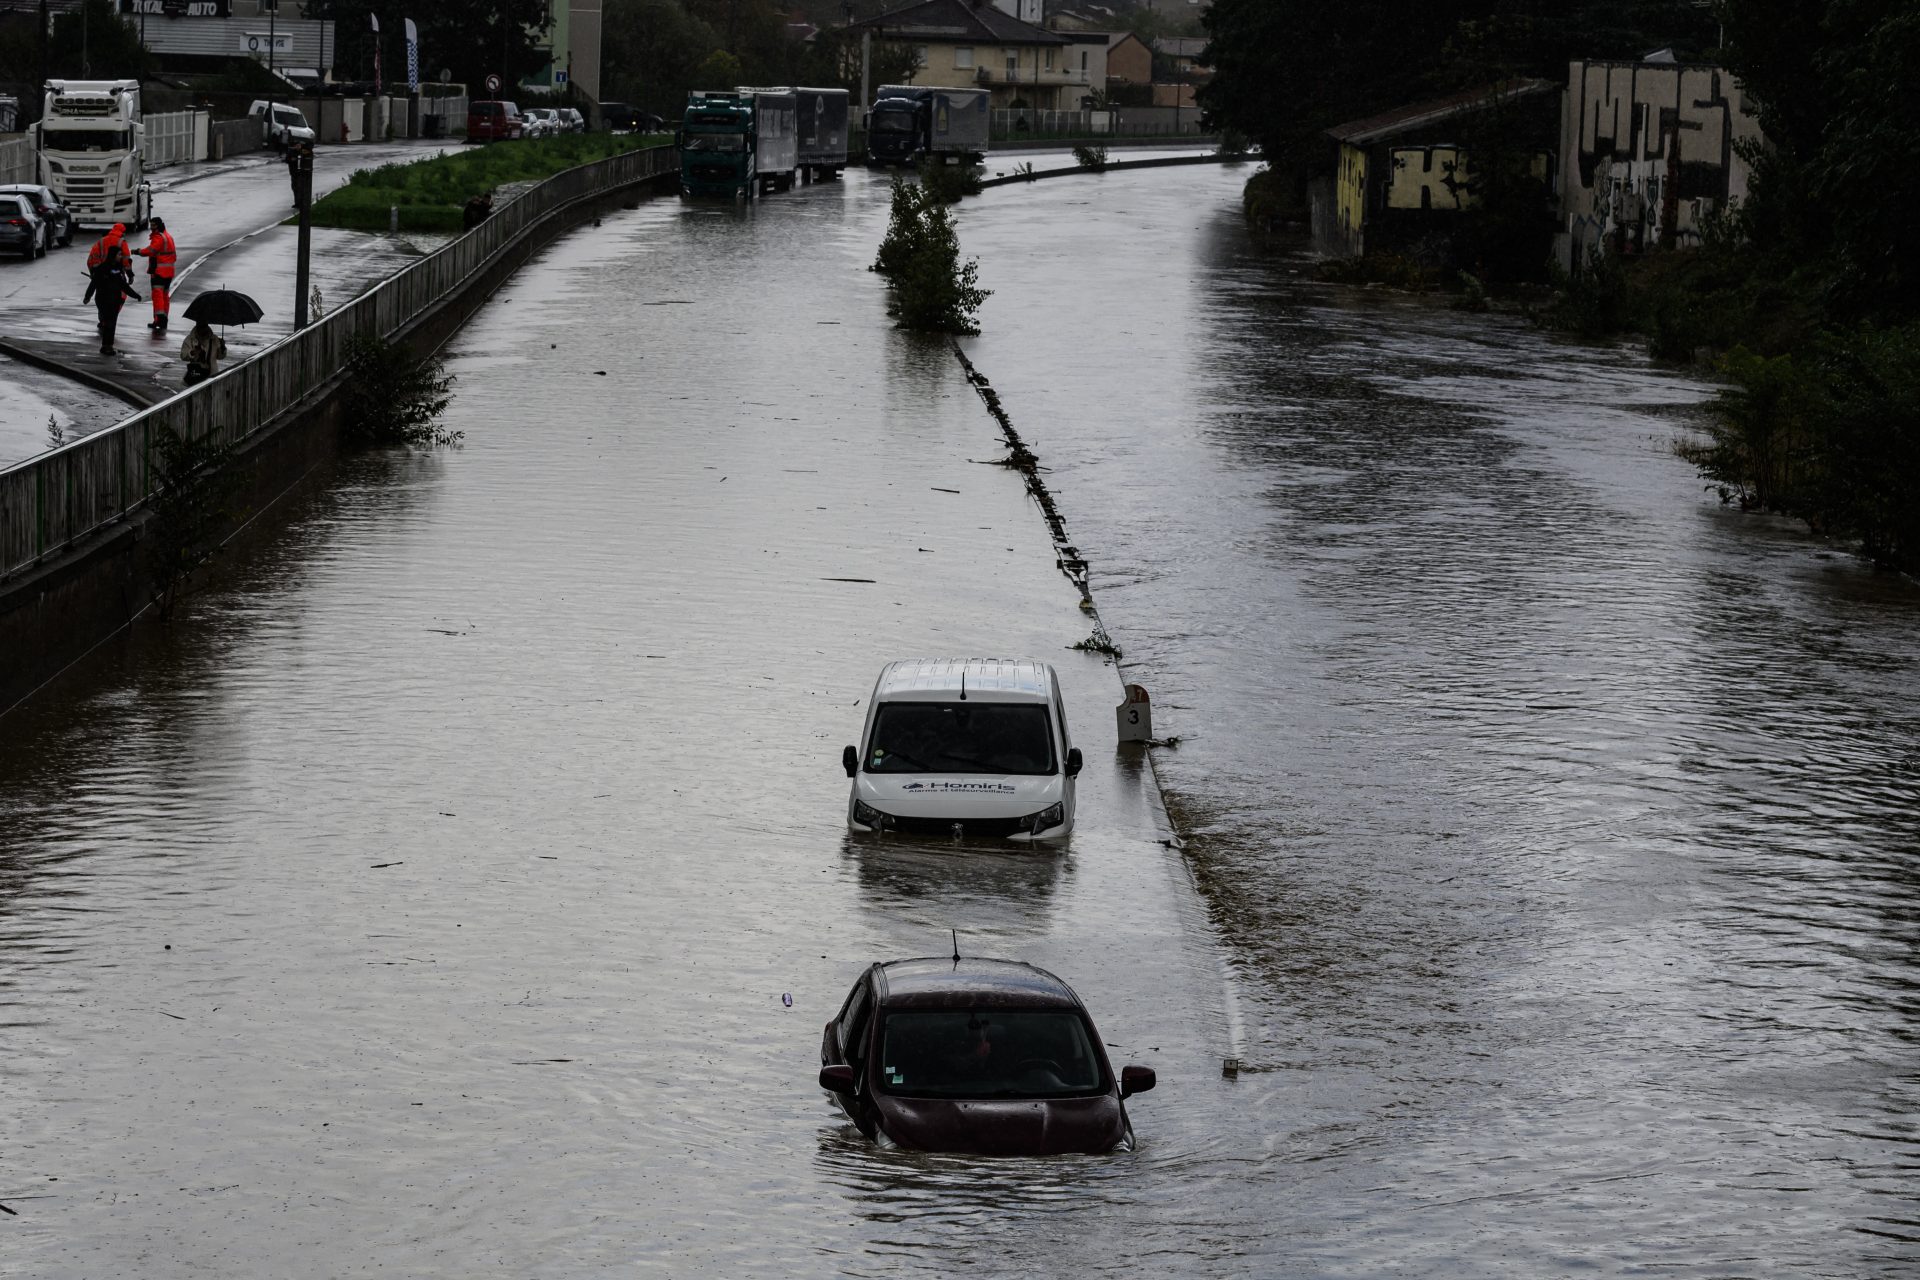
[0,184,72,248]
[0,192,48,260]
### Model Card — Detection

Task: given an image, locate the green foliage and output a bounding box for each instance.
[1216,127,1251,157]
[1071,144,1109,171]
[309,135,662,231]
[915,158,982,204]
[871,177,989,335]
[693,48,744,89]
[339,334,459,448]
[145,424,245,621]
[45,0,152,80]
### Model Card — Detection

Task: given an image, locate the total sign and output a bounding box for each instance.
[243,32,294,55]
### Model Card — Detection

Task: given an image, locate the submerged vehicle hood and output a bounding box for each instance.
[856,773,1063,818]
[875,1093,1125,1156]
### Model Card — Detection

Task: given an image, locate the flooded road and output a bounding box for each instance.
[3,157,1917,1276]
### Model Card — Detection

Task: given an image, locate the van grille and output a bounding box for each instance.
[884,814,1039,839]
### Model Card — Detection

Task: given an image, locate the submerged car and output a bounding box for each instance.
[818,957,1156,1155]
[842,658,1081,841]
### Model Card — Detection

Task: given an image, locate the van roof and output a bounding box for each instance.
[873,658,1054,704]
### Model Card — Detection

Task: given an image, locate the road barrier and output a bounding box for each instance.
[0,143,679,584]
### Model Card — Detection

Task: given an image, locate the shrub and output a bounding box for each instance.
[145,424,245,620]
[1072,143,1109,170]
[339,334,459,447]
[871,177,990,335]
[916,157,983,204]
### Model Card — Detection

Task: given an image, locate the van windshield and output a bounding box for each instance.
[866,702,1055,775]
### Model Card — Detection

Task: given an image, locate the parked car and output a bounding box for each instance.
[598,101,638,132]
[466,100,525,143]
[842,658,1080,841]
[0,183,72,248]
[247,100,317,150]
[819,956,1156,1155]
[521,107,560,139]
[0,192,48,259]
[559,107,587,133]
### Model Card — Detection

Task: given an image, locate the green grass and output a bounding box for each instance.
[309,134,673,232]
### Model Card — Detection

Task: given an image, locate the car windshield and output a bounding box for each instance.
[865,702,1054,775]
[683,131,746,151]
[872,110,915,133]
[44,129,129,152]
[877,1010,1103,1098]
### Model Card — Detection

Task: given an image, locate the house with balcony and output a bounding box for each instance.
[848,0,1084,110]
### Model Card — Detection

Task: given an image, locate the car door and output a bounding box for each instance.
[826,974,879,1136]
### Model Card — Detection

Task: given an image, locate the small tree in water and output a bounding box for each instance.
[339,333,460,448]
[871,177,989,335]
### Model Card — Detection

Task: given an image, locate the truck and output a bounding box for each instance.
[31,80,151,231]
[793,87,850,182]
[865,85,990,168]
[678,89,798,199]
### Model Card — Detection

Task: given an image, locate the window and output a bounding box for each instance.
[1044,48,1054,71]
[1080,51,1088,72]
[914,44,929,68]
[1006,50,1018,75]
[953,46,974,69]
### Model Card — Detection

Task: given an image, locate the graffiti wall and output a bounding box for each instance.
[1558,59,1764,268]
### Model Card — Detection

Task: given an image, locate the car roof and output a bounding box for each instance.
[873,658,1054,704]
[872,957,1084,1010]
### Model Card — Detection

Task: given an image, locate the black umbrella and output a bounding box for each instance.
[184,288,264,326]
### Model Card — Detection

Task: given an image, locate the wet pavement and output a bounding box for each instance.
[3,155,1918,1276]
[0,141,452,464]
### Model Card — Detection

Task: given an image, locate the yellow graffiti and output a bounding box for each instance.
[1336,143,1367,238]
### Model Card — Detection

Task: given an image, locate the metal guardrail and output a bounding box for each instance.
[0,142,678,582]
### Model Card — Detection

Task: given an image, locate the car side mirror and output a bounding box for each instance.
[819,1064,857,1094]
[842,745,858,778]
[1065,747,1083,777]
[1120,1065,1155,1098]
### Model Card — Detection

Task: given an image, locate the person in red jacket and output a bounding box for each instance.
[133,216,177,335]
[83,224,140,356]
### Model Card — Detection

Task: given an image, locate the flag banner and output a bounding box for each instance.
[405,18,419,93]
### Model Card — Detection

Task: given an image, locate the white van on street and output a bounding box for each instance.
[842,658,1081,841]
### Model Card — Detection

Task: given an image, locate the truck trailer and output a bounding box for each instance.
[31,80,151,230]
[679,90,799,198]
[794,87,850,182]
[866,86,989,167]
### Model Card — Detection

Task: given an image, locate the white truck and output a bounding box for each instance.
[31,79,151,231]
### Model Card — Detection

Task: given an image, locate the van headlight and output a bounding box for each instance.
[1028,803,1065,832]
[852,799,889,829]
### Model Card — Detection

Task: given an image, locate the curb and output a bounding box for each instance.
[0,338,158,410]
[979,151,1248,188]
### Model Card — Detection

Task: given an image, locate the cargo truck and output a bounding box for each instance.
[679,89,799,198]
[30,80,152,231]
[794,87,850,182]
[866,85,989,167]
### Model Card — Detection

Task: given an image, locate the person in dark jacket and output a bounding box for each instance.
[83,224,141,356]
[462,190,495,230]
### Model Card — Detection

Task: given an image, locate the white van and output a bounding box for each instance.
[842,658,1081,841]
[248,100,316,149]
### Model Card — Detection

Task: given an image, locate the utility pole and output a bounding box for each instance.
[293,146,312,329]
[266,0,276,155]
[861,31,871,117]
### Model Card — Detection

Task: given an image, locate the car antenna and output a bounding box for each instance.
[951,928,961,966]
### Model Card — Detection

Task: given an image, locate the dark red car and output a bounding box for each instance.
[818,957,1156,1155]
[465,100,524,143]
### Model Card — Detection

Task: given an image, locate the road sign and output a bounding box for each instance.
[1116,683,1153,743]
[555,70,568,85]
[485,74,501,95]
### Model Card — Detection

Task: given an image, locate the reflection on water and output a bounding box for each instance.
[3,158,1916,1275]
[965,165,1920,1274]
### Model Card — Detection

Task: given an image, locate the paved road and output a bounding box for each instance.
[0,141,453,464]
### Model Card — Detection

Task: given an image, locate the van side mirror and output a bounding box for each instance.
[819,1064,857,1094]
[1120,1065,1155,1098]
[1065,747,1083,777]
[842,745,858,778]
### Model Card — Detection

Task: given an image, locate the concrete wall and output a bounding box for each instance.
[0,133,32,184]
[1558,58,1763,267]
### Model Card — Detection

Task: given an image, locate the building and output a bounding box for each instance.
[115,1,335,80]
[522,0,604,103]
[1557,57,1762,268]
[1149,35,1207,109]
[1104,31,1150,88]
[849,0,1080,110]
[1313,80,1559,260]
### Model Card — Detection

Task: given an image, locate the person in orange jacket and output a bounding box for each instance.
[82,224,140,356]
[133,216,177,335]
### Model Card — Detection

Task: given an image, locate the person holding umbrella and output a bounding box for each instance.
[82,223,141,356]
[177,287,263,385]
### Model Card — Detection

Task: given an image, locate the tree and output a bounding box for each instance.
[692,47,744,90]
[48,0,151,81]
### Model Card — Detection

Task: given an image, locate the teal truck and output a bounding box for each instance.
[678,90,798,199]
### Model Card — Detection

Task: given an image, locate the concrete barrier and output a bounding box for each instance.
[0,143,681,712]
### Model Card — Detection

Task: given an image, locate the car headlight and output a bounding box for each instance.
[852,799,889,829]
[1028,802,1065,832]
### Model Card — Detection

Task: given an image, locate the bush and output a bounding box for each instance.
[339,334,459,447]
[871,177,989,335]
[145,425,245,620]
[916,157,983,204]
[1072,144,1109,170]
